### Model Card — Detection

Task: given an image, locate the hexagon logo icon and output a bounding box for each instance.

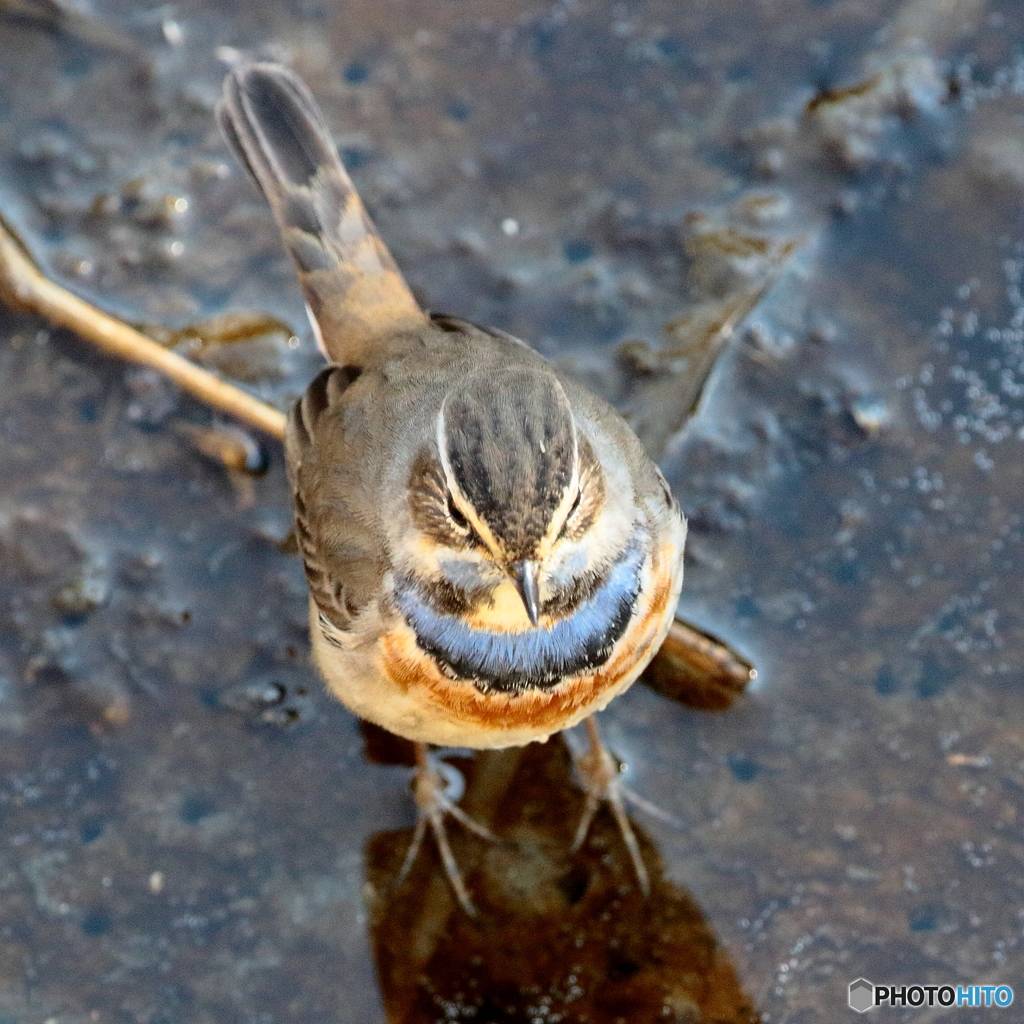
[849,978,874,1013]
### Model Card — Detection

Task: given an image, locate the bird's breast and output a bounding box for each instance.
[396,536,646,694]
[373,531,684,745]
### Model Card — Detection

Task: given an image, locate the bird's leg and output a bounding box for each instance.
[569,716,682,896]
[397,742,497,917]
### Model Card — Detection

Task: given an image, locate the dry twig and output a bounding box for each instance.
[0,215,286,440]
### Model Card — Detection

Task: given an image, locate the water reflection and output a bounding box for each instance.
[365,738,759,1024]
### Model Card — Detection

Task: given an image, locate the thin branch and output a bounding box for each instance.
[0,214,286,441]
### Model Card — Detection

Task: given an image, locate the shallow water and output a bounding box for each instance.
[1,0,1023,1021]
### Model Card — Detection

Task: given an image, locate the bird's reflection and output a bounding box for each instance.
[362,647,759,1024]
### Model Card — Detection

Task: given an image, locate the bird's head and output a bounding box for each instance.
[402,366,627,631]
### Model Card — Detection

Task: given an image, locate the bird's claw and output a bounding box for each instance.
[397,745,496,917]
[569,717,682,896]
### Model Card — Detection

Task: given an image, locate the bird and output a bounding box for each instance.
[216,62,687,914]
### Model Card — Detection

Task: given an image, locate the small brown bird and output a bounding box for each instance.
[216,63,687,913]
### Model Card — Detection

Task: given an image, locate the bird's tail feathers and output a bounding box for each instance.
[217,62,426,364]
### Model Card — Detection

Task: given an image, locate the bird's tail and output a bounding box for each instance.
[216,63,427,365]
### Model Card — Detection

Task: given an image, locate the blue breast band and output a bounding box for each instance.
[397,535,646,694]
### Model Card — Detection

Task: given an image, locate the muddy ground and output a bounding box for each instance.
[1,0,1023,1021]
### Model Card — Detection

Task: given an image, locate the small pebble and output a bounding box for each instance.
[850,395,892,435]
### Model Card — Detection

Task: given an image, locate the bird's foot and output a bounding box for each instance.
[568,716,682,896]
[397,743,497,916]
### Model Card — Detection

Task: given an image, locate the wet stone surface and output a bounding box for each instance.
[2,0,1024,1021]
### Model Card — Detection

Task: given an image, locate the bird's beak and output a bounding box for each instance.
[511,560,541,627]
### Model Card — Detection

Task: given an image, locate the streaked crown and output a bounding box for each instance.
[437,367,579,563]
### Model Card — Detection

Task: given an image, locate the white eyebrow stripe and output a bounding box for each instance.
[435,396,450,481]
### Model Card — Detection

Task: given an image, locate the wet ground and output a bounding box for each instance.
[1,0,1024,1021]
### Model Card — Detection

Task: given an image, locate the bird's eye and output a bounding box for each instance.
[557,489,583,540]
[446,493,469,531]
